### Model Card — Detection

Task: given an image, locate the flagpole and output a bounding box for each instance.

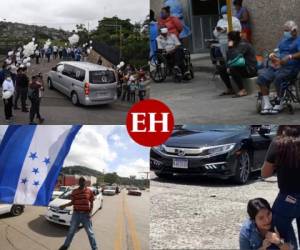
[227,0,233,32]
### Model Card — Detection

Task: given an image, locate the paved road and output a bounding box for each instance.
[0,190,149,250]
[150,173,298,249]
[0,58,138,124]
[151,72,300,124]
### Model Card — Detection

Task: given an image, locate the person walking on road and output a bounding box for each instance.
[2,72,15,122]
[262,125,300,249]
[14,68,29,112]
[28,76,44,124]
[59,177,98,250]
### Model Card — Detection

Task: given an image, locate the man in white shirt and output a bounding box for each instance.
[213,5,242,60]
[2,72,15,122]
[156,27,186,75]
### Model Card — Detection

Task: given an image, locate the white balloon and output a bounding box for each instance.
[68,34,80,45]
[90,40,93,44]
[120,61,125,67]
[87,49,91,54]
[8,51,14,57]
[26,62,31,68]
[32,37,35,42]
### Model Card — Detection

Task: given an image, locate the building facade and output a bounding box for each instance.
[151,0,300,54]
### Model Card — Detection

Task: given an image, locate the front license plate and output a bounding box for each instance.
[52,215,59,221]
[173,158,188,169]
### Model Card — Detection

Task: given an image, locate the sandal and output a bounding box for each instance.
[232,90,248,98]
[219,90,234,96]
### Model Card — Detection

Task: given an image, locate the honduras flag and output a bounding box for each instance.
[0,125,81,206]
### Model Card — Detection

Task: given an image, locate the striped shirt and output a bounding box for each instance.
[71,188,94,212]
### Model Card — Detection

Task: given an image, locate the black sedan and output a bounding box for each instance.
[150,125,277,184]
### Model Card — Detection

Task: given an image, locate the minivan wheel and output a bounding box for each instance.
[48,78,53,89]
[233,151,251,184]
[71,92,79,106]
[10,205,23,216]
[155,172,173,179]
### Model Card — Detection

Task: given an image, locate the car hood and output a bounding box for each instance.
[52,191,64,196]
[49,198,71,208]
[165,129,249,148]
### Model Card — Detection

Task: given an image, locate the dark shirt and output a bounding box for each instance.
[16,73,29,88]
[266,140,300,194]
[227,41,257,73]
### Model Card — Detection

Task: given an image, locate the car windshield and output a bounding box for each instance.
[89,70,116,84]
[59,186,68,192]
[59,190,72,200]
[105,186,115,190]
[180,125,248,132]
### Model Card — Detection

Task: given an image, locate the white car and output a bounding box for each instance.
[51,186,71,200]
[102,186,116,196]
[45,187,103,226]
[0,203,24,216]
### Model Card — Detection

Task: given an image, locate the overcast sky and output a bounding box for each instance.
[0,0,149,31]
[0,125,150,179]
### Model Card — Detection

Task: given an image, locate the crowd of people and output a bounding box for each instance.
[240,125,300,250]
[117,63,148,103]
[211,0,300,115]
[1,63,45,124]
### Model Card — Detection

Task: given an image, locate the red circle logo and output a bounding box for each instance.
[126,99,174,147]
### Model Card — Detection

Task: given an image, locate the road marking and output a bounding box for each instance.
[124,195,141,250]
[114,193,125,250]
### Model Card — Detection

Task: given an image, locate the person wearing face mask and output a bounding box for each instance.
[158,6,183,38]
[156,27,186,77]
[218,31,257,97]
[213,5,242,60]
[59,177,98,250]
[163,0,191,46]
[240,198,291,250]
[256,21,300,115]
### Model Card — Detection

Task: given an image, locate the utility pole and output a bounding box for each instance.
[226,0,233,32]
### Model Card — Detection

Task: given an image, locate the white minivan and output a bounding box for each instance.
[47,62,118,106]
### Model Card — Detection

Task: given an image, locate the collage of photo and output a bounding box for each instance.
[0,0,300,250]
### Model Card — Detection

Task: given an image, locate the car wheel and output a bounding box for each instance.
[71,92,79,106]
[233,151,251,184]
[155,172,173,179]
[10,205,23,216]
[48,78,54,89]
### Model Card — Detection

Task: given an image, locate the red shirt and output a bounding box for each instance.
[71,188,94,213]
[158,16,183,38]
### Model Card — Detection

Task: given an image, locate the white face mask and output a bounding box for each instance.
[222,14,227,19]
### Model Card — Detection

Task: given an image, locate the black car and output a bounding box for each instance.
[150,125,277,184]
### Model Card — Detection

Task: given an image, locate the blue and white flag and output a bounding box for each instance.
[0,125,81,206]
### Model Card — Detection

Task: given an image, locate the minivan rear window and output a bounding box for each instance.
[89,70,116,84]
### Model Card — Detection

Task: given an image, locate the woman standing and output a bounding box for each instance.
[262,126,300,249]
[234,0,252,42]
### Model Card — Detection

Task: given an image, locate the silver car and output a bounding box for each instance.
[47,62,118,106]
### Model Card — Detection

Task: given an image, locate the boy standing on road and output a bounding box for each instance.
[59,177,98,250]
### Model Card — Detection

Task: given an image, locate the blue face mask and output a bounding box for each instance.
[283,31,292,39]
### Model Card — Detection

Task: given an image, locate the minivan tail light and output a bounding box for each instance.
[84,82,90,95]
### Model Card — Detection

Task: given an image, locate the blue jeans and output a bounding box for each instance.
[63,212,98,250]
[272,193,300,249]
[257,66,299,97]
